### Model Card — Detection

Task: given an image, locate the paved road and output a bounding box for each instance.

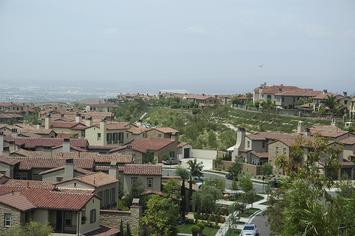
[251,213,270,236]
[163,168,268,193]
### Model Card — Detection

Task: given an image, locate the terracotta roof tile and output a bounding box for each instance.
[339,136,355,145]
[74,172,118,187]
[0,191,35,211]
[153,127,179,134]
[2,179,54,189]
[110,138,176,154]
[310,125,348,138]
[14,137,88,149]
[123,164,162,176]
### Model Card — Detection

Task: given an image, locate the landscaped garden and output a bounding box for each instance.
[176,222,219,236]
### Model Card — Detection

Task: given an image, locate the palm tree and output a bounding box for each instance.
[176,167,190,220]
[187,159,204,211]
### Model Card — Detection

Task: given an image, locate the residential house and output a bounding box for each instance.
[55,172,119,209]
[122,164,162,194]
[109,138,178,163]
[145,127,179,141]
[85,119,132,148]
[0,187,116,236]
[11,137,88,152]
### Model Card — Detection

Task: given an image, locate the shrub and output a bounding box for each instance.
[191,225,201,236]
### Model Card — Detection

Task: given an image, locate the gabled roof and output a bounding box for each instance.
[0,156,20,166]
[14,137,88,149]
[8,157,94,170]
[339,136,355,145]
[123,164,162,176]
[56,172,118,188]
[309,125,348,138]
[110,138,176,154]
[39,166,93,176]
[2,179,54,189]
[0,187,95,211]
[152,127,179,134]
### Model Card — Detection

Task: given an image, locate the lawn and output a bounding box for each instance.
[228,193,264,203]
[239,208,260,218]
[176,223,219,236]
[225,228,241,236]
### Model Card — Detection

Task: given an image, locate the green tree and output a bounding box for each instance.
[119,220,124,236]
[262,163,273,176]
[163,179,181,200]
[267,137,354,236]
[10,222,52,236]
[187,159,204,210]
[228,158,243,180]
[176,167,190,219]
[142,195,179,236]
[192,185,223,214]
[207,130,217,148]
[239,174,253,192]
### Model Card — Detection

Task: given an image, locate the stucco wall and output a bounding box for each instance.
[123,175,161,194]
[80,197,101,234]
[0,203,23,236]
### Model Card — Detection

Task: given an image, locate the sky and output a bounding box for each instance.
[0,0,355,94]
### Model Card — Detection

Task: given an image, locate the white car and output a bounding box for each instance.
[241,224,258,236]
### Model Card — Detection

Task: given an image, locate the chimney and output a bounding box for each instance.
[0,131,3,155]
[108,161,119,179]
[84,116,93,127]
[11,128,18,138]
[45,113,51,129]
[233,127,246,161]
[304,128,310,137]
[297,121,305,134]
[331,118,336,127]
[64,158,74,180]
[9,140,18,153]
[75,113,81,123]
[63,138,71,153]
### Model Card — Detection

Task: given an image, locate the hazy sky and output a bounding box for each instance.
[0,0,354,94]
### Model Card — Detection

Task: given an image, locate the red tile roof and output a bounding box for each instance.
[123,164,162,176]
[339,136,355,145]
[9,157,94,170]
[2,179,54,189]
[0,156,20,166]
[0,191,35,211]
[68,172,118,187]
[153,127,179,134]
[14,137,88,149]
[110,138,176,154]
[0,187,95,211]
[309,125,348,138]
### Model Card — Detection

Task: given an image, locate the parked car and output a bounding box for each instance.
[162,158,181,165]
[241,224,258,236]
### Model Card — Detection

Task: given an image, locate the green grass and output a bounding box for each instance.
[228,194,264,203]
[225,228,241,235]
[176,223,219,236]
[239,208,260,218]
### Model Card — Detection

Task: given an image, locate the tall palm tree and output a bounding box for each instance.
[187,159,204,211]
[176,167,190,220]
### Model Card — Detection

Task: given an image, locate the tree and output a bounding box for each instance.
[176,167,190,219]
[192,185,223,214]
[141,195,179,236]
[239,174,253,192]
[207,130,217,148]
[10,222,52,236]
[267,137,354,236]
[262,163,273,176]
[228,158,243,181]
[163,179,181,200]
[119,220,124,236]
[126,222,132,236]
[187,159,204,210]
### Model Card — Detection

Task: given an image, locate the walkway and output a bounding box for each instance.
[215,194,268,236]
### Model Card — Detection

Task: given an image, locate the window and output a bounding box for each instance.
[247,141,251,149]
[276,147,279,155]
[118,132,124,144]
[283,148,287,155]
[90,209,96,223]
[81,208,86,224]
[158,134,162,138]
[97,133,101,141]
[262,141,265,149]
[106,133,113,144]
[131,177,137,185]
[169,151,175,158]
[64,212,72,226]
[4,213,12,227]
[110,188,116,205]
[147,178,153,188]
[56,177,63,182]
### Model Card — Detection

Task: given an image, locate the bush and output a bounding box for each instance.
[191,225,201,236]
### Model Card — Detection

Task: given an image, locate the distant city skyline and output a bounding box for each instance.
[1,0,355,94]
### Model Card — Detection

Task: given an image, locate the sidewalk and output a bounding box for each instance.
[215,194,268,236]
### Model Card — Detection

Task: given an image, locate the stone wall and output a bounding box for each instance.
[0,203,22,236]
[100,199,142,236]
